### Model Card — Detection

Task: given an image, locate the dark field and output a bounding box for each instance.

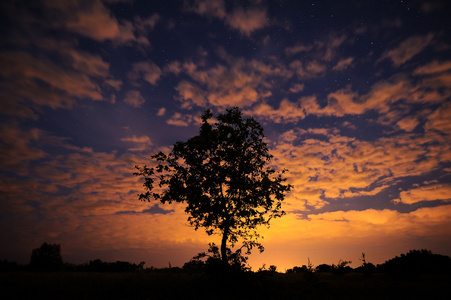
[1,271,450,300]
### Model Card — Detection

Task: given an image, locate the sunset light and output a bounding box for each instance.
[1,0,450,273]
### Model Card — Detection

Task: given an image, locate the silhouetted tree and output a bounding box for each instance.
[378,249,451,275]
[184,242,249,272]
[356,252,375,277]
[315,263,333,273]
[135,108,292,266]
[332,259,352,275]
[84,259,145,272]
[29,242,63,271]
[0,260,19,272]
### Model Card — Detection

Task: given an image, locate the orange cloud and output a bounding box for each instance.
[171,50,292,109]
[394,184,451,204]
[268,125,449,210]
[379,33,434,66]
[289,83,305,93]
[0,51,103,101]
[175,80,208,108]
[290,60,327,79]
[0,125,47,175]
[414,60,451,75]
[425,101,451,135]
[166,112,198,127]
[185,0,268,36]
[285,33,347,62]
[124,90,146,108]
[121,135,153,152]
[333,57,354,71]
[250,98,306,123]
[225,6,268,36]
[128,61,162,86]
[47,0,149,45]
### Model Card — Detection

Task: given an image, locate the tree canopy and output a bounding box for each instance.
[29,242,63,271]
[135,107,292,265]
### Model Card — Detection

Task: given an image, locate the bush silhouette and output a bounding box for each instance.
[378,249,451,275]
[183,242,250,273]
[29,242,63,271]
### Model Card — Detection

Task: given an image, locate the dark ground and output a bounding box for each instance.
[1,271,450,300]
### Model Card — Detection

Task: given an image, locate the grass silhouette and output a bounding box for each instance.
[1,268,450,299]
[1,249,450,299]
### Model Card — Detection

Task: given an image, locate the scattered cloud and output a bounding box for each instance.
[166,112,197,127]
[124,90,146,108]
[396,115,419,132]
[157,108,166,116]
[47,0,149,45]
[394,184,451,204]
[425,101,451,135]
[289,83,305,93]
[290,60,327,79]
[128,61,162,86]
[172,50,292,109]
[414,60,451,75]
[225,6,269,37]
[333,57,354,71]
[121,135,152,152]
[379,33,434,67]
[185,0,268,36]
[250,98,306,123]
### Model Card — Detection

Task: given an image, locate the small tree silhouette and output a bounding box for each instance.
[332,259,352,275]
[184,242,250,272]
[29,242,63,271]
[135,108,292,266]
[358,252,375,277]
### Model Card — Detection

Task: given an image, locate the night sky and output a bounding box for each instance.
[1,0,450,270]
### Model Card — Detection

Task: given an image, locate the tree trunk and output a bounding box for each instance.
[221,225,229,266]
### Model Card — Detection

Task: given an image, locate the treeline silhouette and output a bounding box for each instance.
[1,243,450,276]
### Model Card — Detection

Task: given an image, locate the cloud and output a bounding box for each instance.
[0,51,103,110]
[414,60,451,75]
[185,0,226,19]
[128,61,162,86]
[116,204,174,215]
[394,184,451,204]
[166,112,197,127]
[172,50,292,109]
[290,60,327,79]
[298,71,448,122]
[333,57,354,71]
[124,90,146,108]
[250,98,306,123]
[185,0,268,36]
[0,125,47,175]
[425,101,451,135]
[285,34,347,61]
[174,80,208,109]
[285,44,314,56]
[0,31,122,119]
[379,33,434,67]
[121,135,152,152]
[46,0,149,45]
[268,125,449,211]
[157,108,166,116]
[225,6,269,36]
[289,83,305,93]
[134,14,161,33]
[396,115,420,132]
